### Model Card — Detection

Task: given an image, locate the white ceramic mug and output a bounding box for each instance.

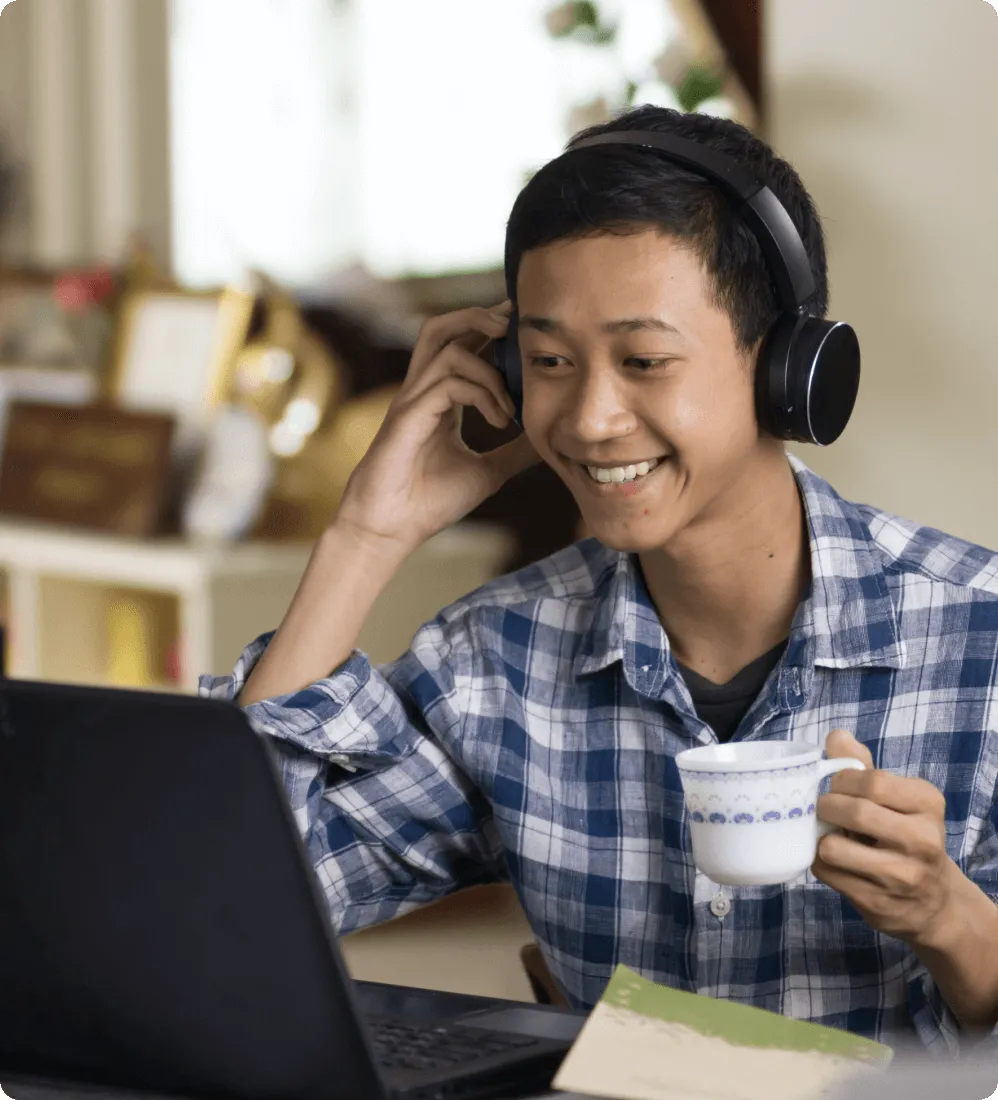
[674,741,866,887]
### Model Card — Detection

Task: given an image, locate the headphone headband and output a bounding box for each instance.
[557,131,818,315]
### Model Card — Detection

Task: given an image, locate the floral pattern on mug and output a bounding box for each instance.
[682,762,822,827]
[689,804,817,825]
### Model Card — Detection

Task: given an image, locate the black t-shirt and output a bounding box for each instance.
[675,640,788,743]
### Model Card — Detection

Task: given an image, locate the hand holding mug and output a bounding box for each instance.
[812,729,961,947]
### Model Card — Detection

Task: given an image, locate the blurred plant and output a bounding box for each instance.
[545,1,617,45]
[544,1,738,134]
[674,64,725,111]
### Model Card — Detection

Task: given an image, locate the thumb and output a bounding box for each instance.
[480,432,540,490]
[824,728,874,769]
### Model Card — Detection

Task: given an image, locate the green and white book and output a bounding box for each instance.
[552,966,894,1100]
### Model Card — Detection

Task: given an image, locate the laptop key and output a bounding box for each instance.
[368,1018,537,1072]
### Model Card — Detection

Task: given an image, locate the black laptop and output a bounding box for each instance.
[0,679,583,1100]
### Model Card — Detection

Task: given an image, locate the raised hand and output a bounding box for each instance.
[333,303,539,560]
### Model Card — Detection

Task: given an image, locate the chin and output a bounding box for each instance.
[581,517,675,555]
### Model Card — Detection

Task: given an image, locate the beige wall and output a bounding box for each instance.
[768,0,998,548]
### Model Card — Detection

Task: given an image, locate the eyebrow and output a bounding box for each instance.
[518,315,682,336]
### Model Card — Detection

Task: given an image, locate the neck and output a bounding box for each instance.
[638,448,810,684]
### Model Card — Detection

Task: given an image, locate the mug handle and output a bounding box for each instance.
[815,757,866,839]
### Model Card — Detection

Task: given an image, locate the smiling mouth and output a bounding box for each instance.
[582,457,665,484]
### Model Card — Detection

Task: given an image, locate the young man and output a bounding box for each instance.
[201,107,998,1054]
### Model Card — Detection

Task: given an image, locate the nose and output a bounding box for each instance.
[561,362,637,446]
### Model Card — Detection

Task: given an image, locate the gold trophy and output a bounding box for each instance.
[226,279,398,539]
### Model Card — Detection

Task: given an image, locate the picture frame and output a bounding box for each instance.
[0,269,105,368]
[104,286,255,466]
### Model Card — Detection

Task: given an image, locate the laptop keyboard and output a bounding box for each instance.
[369,1018,536,1072]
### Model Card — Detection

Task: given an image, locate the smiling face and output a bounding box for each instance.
[516,227,787,555]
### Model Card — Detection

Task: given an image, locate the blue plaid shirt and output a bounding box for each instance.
[201,457,998,1056]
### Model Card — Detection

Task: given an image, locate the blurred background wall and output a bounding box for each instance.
[771,0,998,546]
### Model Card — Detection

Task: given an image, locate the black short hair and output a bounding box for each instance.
[504,105,828,352]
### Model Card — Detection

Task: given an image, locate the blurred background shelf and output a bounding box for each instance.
[0,518,514,693]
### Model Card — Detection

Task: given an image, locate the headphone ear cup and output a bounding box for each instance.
[757,314,860,446]
[492,309,524,424]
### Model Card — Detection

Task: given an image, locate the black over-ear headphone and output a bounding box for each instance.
[492,130,860,446]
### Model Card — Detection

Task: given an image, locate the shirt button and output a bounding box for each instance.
[709,894,731,919]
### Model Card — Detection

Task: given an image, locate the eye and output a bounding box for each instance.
[529,355,567,370]
[625,357,673,372]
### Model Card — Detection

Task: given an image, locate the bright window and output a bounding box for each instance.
[170,0,679,287]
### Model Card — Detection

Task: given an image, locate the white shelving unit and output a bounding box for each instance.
[0,519,515,693]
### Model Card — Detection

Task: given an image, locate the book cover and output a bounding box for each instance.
[552,965,893,1100]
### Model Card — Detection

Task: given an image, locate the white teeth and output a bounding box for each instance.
[586,458,662,484]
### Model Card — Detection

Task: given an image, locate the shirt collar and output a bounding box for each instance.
[788,454,905,670]
[573,454,905,684]
[573,548,669,694]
